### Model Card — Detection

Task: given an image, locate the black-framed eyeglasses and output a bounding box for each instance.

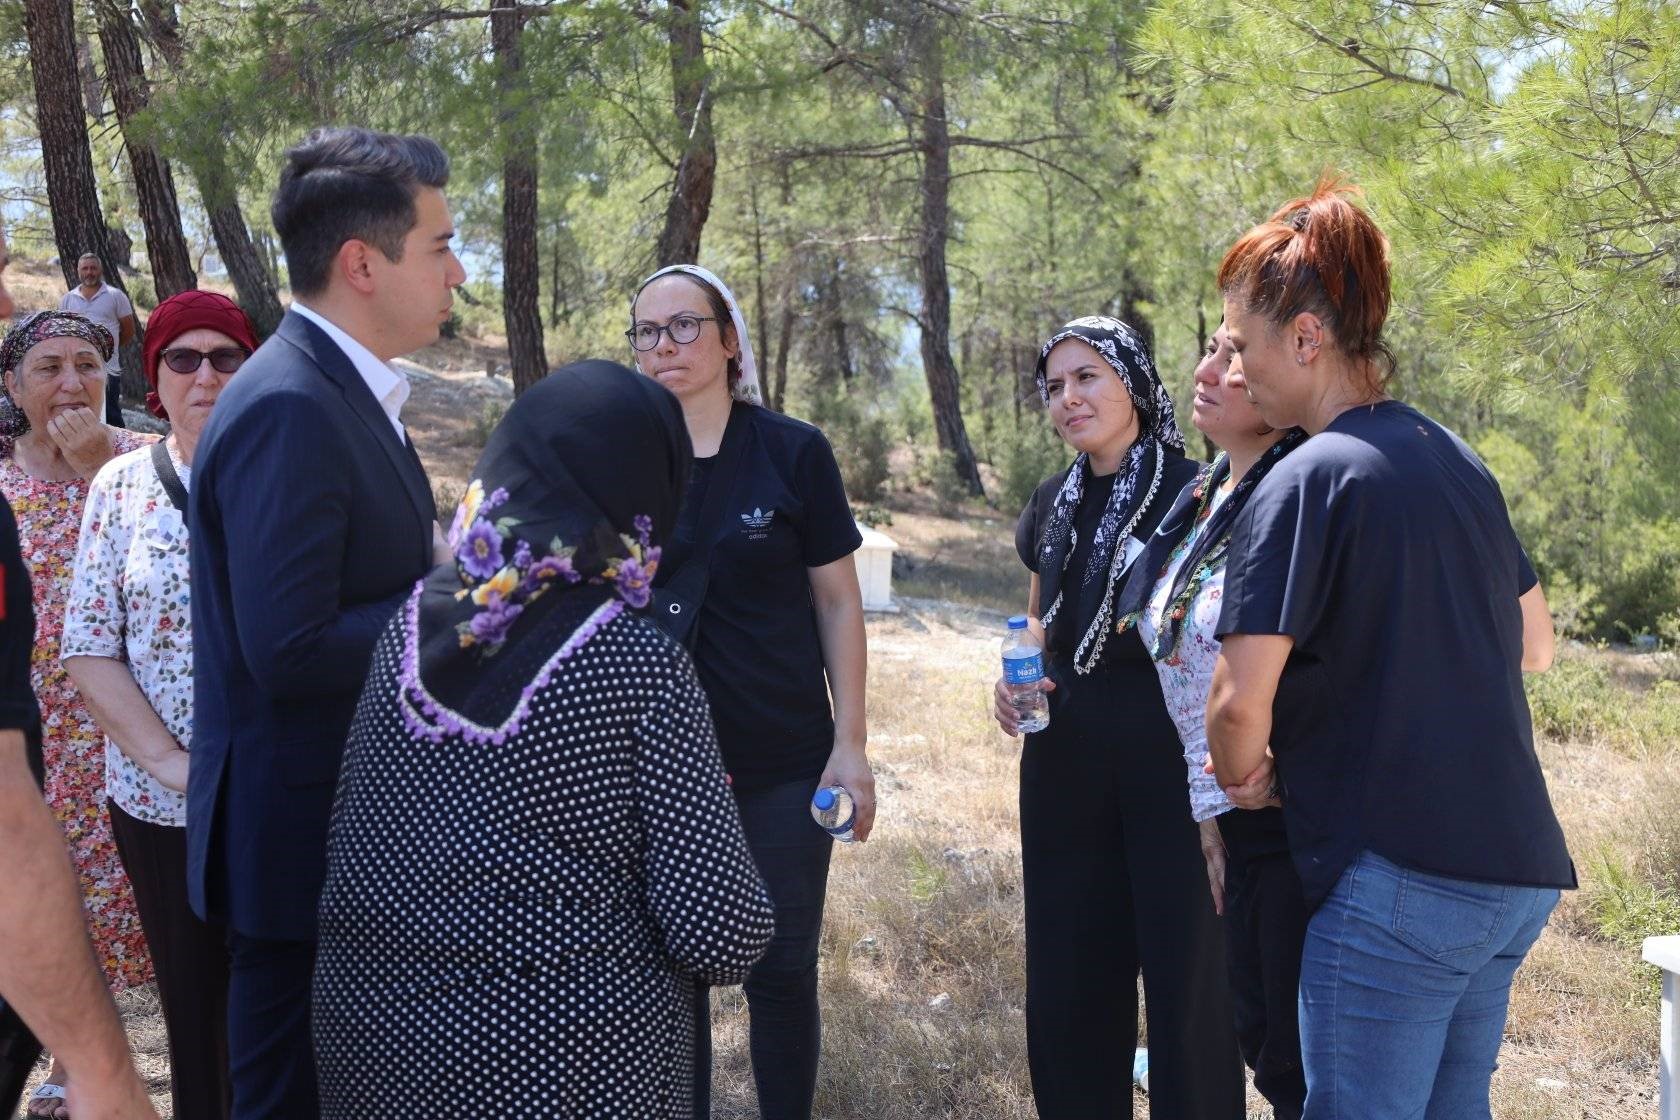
[160,346,249,375]
[625,315,719,352]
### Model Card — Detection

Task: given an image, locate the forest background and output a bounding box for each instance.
[4,0,1678,643]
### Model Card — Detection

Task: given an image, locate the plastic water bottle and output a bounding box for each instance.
[1002,615,1050,733]
[811,785,857,842]
[1132,1047,1149,1092]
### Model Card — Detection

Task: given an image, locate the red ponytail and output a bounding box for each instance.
[1218,174,1394,390]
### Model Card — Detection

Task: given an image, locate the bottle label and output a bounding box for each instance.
[1002,649,1043,684]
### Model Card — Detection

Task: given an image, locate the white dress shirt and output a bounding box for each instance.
[290,302,411,442]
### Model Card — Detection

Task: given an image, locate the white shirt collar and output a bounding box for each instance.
[290,302,411,440]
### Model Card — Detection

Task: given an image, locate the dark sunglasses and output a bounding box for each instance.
[160,346,249,375]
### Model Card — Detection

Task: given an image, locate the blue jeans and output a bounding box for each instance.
[1300,850,1558,1120]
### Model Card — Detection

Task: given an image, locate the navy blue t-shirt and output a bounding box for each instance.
[0,497,43,785]
[1217,401,1575,908]
[660,405,861,792]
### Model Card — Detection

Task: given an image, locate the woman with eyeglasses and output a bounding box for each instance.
[0,309,158,1119]
[61,291,258,1120]
[630,265,871,1120]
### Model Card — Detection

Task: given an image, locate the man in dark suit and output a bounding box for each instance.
[188,128,464,1119]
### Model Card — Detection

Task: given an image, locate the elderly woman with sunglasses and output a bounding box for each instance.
[60,291,258,1120]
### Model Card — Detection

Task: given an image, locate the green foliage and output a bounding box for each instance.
[1583,848,1680,951]
[928,451,971,516]
[855,505,893,529]
[11,0,1674,645]
[1526,659,1680,754]
[473,399,508,448]
[807,387,893,504]
[997,419,1069,514]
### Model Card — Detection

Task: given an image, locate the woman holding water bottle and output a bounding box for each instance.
[632,264,871,1120]
[995,316,1244,1119]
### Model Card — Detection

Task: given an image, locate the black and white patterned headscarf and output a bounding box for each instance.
[1032,315,1186,675]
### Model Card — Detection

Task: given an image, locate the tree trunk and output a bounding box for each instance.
[138,0,283,337]
[654,0,715,267]
[96,0,196,300]
[772,295,794,414]
[911,14,983,496]
[492,0,548,396]
[749,175,771,390]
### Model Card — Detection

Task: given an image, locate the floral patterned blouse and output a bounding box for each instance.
[63,441,192,827]
[1135,486,1237,824]
[0,428,154,991]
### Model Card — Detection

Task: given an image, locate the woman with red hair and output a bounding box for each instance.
[62,290,258,1120]
[1205,180,1573,1119]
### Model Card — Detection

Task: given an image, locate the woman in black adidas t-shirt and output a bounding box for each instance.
[632,264,870,1120]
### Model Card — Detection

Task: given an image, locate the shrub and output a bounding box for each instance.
[473,399,508,447]
[807,387,893,503]
[928,450,971,515]
[997,422,1069,512]
[1582,848,1680,950]
[1526,654,1680,755]
[855,505,894,529]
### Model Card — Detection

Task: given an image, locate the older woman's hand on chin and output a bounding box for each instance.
[45,406,115,479]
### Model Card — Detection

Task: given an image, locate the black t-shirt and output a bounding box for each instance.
[659,405,862,791]
[1218,401,1575,908]
[0,496,43,786]
[1015,454,1202,669]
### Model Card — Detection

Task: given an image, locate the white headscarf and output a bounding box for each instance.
[638,264,762,405]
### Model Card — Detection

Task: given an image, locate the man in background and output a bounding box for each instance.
[57,253,136,426]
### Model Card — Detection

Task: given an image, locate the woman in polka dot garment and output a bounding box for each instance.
[313,361,774,1119]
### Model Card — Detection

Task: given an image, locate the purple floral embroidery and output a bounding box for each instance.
[442,475,661,659]
[613,553,656,609]
[398,590,626,746]
[601,513,661,611]
[458,519,504,580]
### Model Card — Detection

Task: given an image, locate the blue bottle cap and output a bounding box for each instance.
[813,788,837,811]
[1007,614,1028,629]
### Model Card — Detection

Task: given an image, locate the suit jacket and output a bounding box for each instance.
[187,311,435,941]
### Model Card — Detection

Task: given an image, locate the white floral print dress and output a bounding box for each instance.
[1135,486,1237,823]
[63,440,193,827]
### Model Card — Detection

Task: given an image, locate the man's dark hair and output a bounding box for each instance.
[271,127,450,297]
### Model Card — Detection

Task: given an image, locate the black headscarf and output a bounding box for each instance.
[1032,316,1187,675]
[1116,428,1308,659]
[396,360,692,746]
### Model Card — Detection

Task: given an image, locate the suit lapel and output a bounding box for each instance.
[276,312,435,523]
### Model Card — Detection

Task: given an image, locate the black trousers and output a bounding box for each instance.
[1019,659,1245,1120]
[225,932,317,1120]
[1218,809,1309,1120]
[108,801,232,1120]
[694,776,833,1120]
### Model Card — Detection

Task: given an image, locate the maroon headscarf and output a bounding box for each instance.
[142,290,259,419]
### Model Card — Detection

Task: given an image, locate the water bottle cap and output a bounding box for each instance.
[1007,614,1029,629]
[813,788,837,811]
